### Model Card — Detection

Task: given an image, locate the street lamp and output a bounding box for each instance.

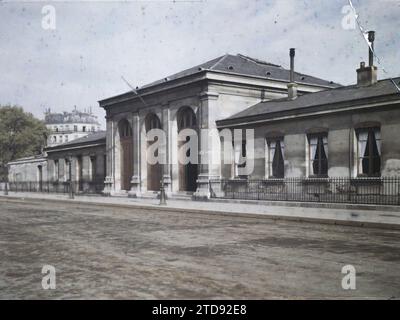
[159,164,167,205]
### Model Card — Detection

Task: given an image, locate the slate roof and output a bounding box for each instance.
[217,77,400,126]
[101,54,340,104]
[45,131,106,152]
[139,54,340,89]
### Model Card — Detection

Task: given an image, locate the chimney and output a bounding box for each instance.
[357,30,378,86]
[287,48,298,99]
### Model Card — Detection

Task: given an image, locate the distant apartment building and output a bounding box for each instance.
[45,106,101,147]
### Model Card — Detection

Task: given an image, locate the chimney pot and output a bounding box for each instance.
[288,48,298,99]
[368,30,375,67]
[356,31,378,86]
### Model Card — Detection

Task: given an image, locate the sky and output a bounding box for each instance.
[1,0,399,128]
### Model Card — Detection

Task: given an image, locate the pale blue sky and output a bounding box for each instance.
[1,0,399,127]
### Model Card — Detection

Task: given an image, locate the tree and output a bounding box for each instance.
[0,105,49,180]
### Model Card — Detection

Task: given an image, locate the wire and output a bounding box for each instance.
[121,76,147,107]
[347,0,400,93]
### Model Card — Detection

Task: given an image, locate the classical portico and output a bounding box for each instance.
[99,54,338,198]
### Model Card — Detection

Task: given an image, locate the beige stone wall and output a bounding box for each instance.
[8,157,48,182]
[220,105,400,179]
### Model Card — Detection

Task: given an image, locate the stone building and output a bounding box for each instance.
[44,131,106,193]
[214,37,400,203]
[45,106,101,147]
[8,155,48,186]
[8,40,399,205]
[8,132,106,194]
[99,53,338,197]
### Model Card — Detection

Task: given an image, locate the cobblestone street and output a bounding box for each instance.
[0,198,399,299]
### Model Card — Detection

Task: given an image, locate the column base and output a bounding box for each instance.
[194,174,221,200]
[102,176,113,196]
[128,175,141,198]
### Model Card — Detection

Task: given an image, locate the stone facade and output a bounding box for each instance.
[99,54,337,197]
[8,155,48,183]
[217,105,400,180]
[45,132,106,193]
[7,132,106,194]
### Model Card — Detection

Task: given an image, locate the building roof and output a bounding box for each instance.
[45,108,100,125]
[45,131,106,152]
[217,77,400,127]
[100,53,340,105]
[141,54,340,89]
[8,154,47,165]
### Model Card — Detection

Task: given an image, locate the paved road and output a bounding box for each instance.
[0,198,399,299]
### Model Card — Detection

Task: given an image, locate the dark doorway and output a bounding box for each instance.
[177,107,198,192]
[145,113,162,191]
[119,119,133,191]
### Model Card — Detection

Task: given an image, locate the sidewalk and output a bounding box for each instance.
[1,191,400,229]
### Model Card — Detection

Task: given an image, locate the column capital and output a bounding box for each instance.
[199,91,219,101]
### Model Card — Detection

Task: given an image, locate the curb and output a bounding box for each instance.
[1,194,400,230]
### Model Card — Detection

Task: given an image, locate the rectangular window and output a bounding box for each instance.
[82,126,86,132]
[74,125,78,132]
[308,134,328,177]
[238,140,246,169]
[234,139,247,179]
[267,138,284,178]
[357,128,381,176]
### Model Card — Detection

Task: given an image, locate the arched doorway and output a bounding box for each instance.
[119,119,133,191]
[145,113,162,191]
[177,107,198,192]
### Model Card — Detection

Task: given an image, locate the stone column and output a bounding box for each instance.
[194,91,221,199]
[161,104,172,195]
[103,116,114,196]
[82,155,91,192]
[129,112,142,197]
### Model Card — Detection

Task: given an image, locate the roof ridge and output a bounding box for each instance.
[237,53,282,68]
[209,54,230,70]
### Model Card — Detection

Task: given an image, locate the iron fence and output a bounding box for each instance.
[0,180,105,195]
[210,177,400,206]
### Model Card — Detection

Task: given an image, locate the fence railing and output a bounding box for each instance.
[210,177,400,206]
[0,180,105,195]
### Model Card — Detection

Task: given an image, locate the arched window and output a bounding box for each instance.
[145,113,161,132]
[177,107,196,132]
[119,119,133,138]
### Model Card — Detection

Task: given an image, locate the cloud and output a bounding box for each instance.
[0,0,399,127]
